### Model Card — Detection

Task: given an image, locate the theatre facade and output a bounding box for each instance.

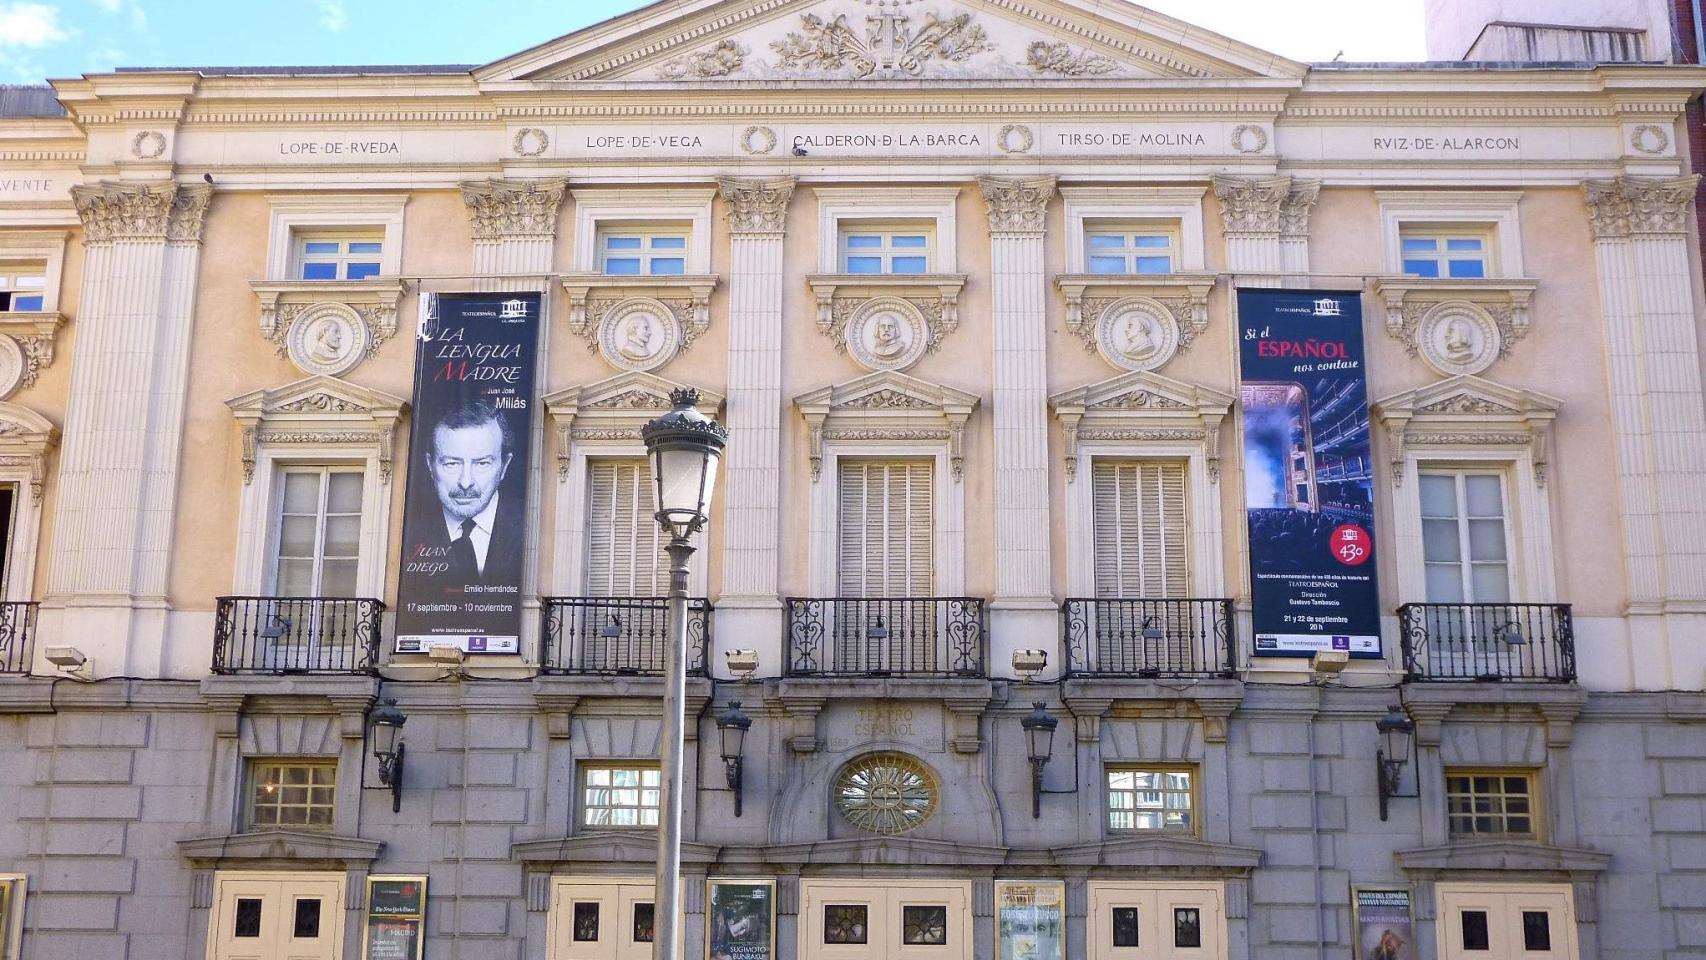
[1,1,1705,958]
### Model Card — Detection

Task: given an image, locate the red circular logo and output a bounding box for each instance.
[1330,524,1372,566]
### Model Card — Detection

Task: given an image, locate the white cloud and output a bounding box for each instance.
[0,3,69,49]
[315,0,345,32]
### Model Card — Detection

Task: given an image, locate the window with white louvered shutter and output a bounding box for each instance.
[585,460,668,596]
[837,460,934,597]
[1092,460,1188,598]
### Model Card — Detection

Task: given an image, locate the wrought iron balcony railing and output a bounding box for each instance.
[213,596,384,675]
[1398,602,1575,683]
[1062,598,1237,678]
[540,596,709,675]
[0,601,37,674]
[784,597,985,678]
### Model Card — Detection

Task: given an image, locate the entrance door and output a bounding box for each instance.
[800,879,973,960]
[548,878,657,960]
[208,872,345,960]
[1088,881,1226,960]
[1438,883,1578,960]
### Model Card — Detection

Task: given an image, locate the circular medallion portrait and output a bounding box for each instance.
[1418,303,1500,377]
[0,336,25,399]
[286,303,369,377]
[1096,299,1180,372]
[845,298,927,372]
[598,299,681,372]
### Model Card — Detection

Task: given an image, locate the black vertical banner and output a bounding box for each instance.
[1238,288,1382,658]
[396,292,540,654]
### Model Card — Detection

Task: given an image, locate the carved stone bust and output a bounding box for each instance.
[598,299,682,372]
[1418,304,1501,377]
[1096,299,1180,372]
[846,299,928,372]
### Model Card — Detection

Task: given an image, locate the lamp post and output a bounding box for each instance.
[640,388,727,960]
[1375,704,1415,822]
[1020,701,1058,819]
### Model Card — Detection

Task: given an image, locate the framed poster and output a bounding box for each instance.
[1237,288,1383,658]
[707,878,775,960]
[995,881,1064,960]
[363,875,427,960]
[395,291,542,655]
[1351,886,1414,960]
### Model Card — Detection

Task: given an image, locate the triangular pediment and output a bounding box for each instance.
[1373,375,1561,425]
[794,369,978,416]
[1050,369,1232,419]
[479,0,1303,84]
[543,371,725,420]
[226,375,409,421]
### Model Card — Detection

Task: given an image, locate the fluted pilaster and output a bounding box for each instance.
[461,178,566,287]
[1214,175,1319,283]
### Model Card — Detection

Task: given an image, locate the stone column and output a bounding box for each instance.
[460,178,568,661]
[1214,176,1320,283]
[1584,176,1706,688]
[461,178,566,283]
[979,177,1058,668]
[48,181,211,675]
[716,177,795,676]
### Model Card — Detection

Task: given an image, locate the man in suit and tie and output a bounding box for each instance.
[421,399,525,586]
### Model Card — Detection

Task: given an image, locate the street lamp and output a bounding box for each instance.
[640,387,727,960]
[1020,702,1058,819]
[716,701,752,817]
[1375,704,1415,822]
[369,698,407,813]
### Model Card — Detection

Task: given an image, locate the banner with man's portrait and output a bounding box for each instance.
[395,292,540,654]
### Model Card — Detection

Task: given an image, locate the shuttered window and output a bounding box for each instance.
[837,460,933,597]
[1092,461,1188,598]
[585,460,667,596]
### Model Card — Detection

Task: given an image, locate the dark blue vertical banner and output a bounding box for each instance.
[396,292,540,654]
[1238,289,1382,658]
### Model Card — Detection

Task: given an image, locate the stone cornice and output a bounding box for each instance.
[178,830,384,867]
[460,177,567,239]
[1395,840,1610,876]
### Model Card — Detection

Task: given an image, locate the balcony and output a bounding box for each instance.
[540,596,709,675]
[1061,598,1237,678]
[213,597,383,675]
[1399,602,1575,683]
[0,602,36,674]
[784,597,985,678]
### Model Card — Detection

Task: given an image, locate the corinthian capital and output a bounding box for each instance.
[1212,175,1291,235]
[1584,175,1700,239]
[460,178,568,240]
[1280,180,1321,238]
[73,181,206,243]
[719,177,795,234]
[979,176,1056,234]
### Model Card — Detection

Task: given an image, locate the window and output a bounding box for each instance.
[840,225,931,274]
[1420,471,1510,604]
[1446,769,1537,838]
[1106,766,1195,834]
[598,229,687,276]
[272,468,363,598]
[296,232,384,281]
[247,760,336,831]
[1400,228,1491,279]
[837,460,933,597]
[1086,226,1176,275]
[824,905,868,944]
[581,764,661,828]
[1093,461,1187,598]
[585,460,666,596]
[0,877,23,960]
[0,267,45,312]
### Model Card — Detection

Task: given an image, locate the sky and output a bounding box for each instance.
[0,0,1429,85]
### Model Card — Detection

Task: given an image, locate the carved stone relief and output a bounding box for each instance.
[0,337,24,400]
[844,298,929,372]
[657,40,748,79]
[980,176,1056,234]
[72,181,212,244]
[1584,175,1699,239]
[770,6,992,79]
[1026,40,1117,76]
[1415,303,1500,378]
[284,302,371,378]
[1095,298,1180,373]
[719,177,795,233]
[460,178,568,239]
[596,298,683,373]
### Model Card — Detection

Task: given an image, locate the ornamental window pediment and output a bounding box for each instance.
[794,370,979,483]
[226,376,408,486]
[544,370,725,474]
[1049,370,1232,484]
[250,279,406,377]
[806,274,968,373]
[1371,277,1538,378]
[1372,375,1560,488]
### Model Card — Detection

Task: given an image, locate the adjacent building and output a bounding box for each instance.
[0,0,1703,958]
